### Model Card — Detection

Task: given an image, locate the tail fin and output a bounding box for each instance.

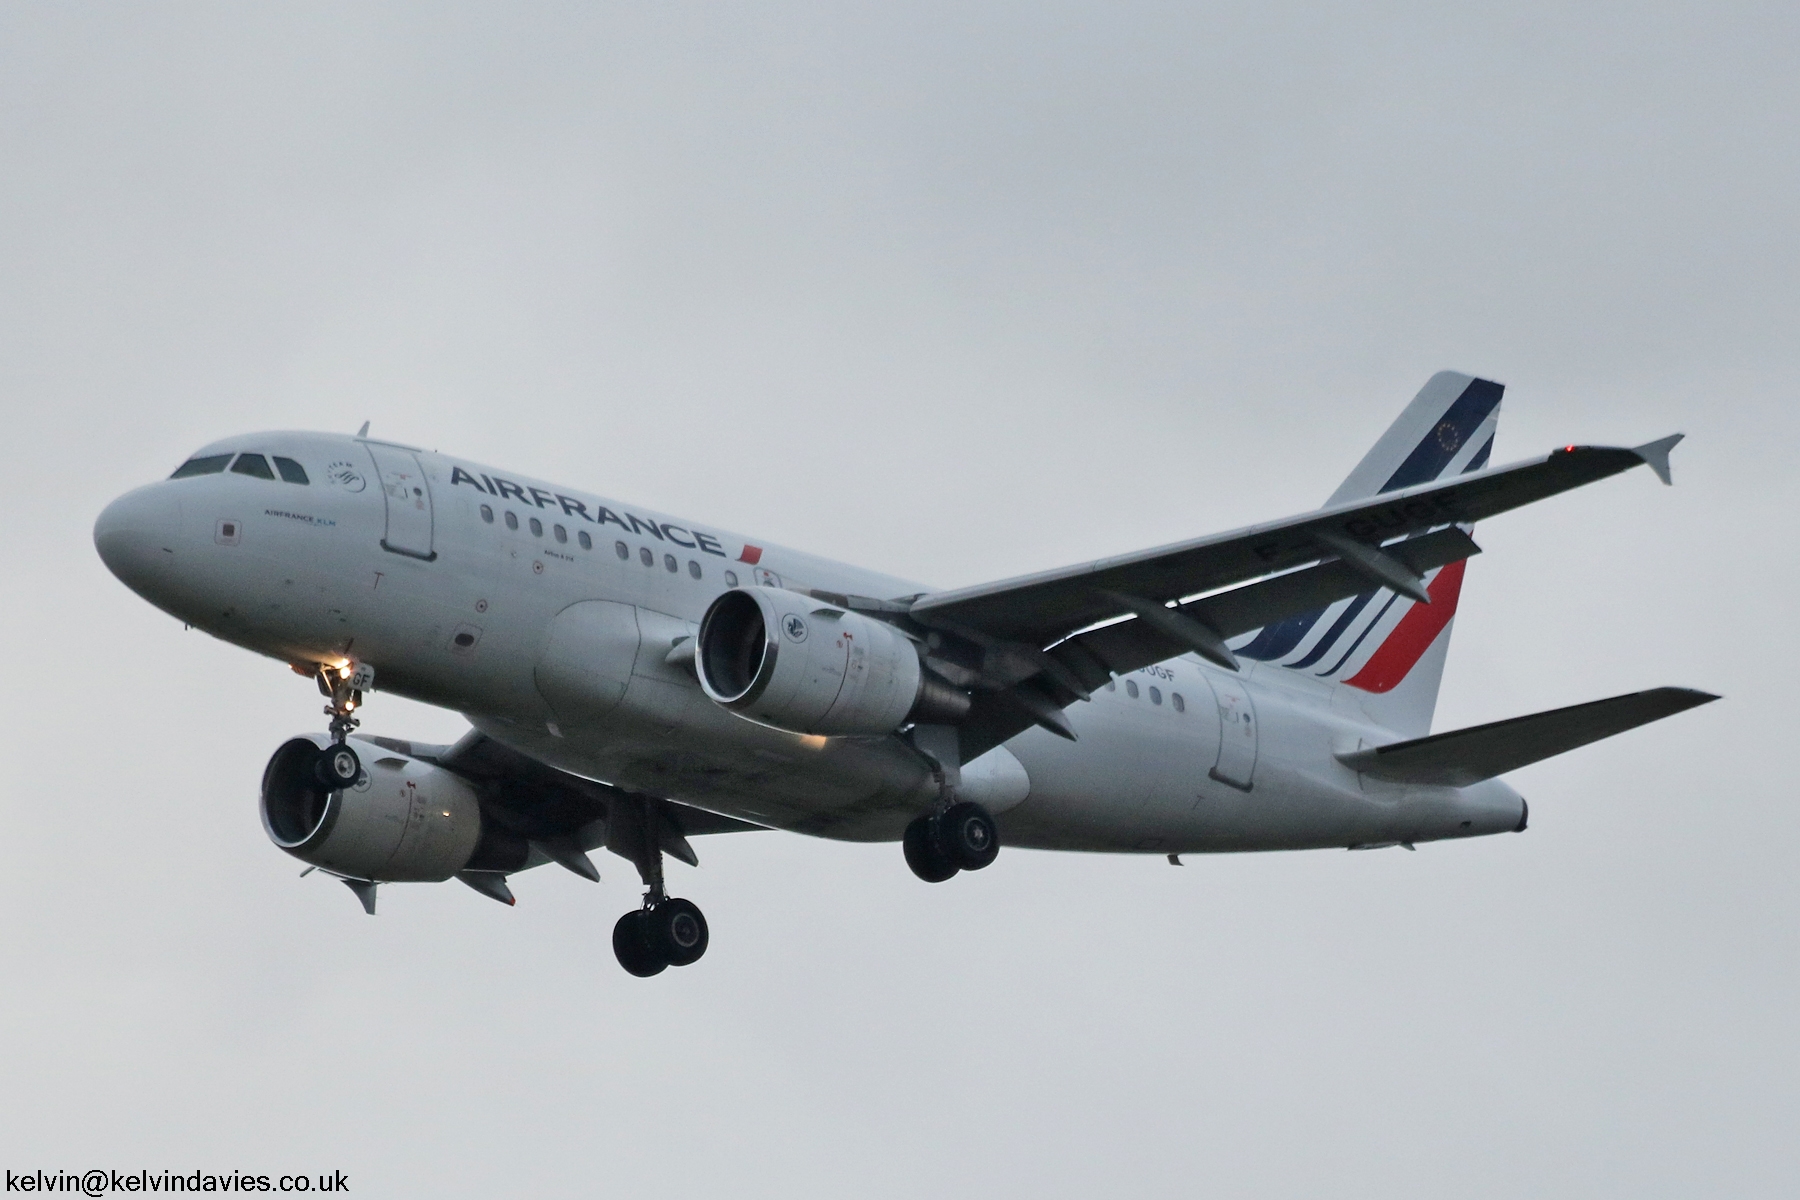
[1235,371,1502,737]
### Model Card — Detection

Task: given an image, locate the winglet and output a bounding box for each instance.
[1632,433,1683,486]
[356,420,371,438]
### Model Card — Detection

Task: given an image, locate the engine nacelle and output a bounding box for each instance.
[260,735,524,882]
[697,587,965,736]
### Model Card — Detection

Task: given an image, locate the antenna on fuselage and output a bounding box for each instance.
[356,421,370,438]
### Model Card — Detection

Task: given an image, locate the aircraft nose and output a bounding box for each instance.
[94,484,183,594]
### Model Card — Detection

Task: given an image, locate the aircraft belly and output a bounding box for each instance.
[474,713,936,842]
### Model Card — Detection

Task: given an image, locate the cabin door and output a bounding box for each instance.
[363,443,436,560]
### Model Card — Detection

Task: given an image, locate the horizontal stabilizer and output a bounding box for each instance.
[1337,687,1718,786]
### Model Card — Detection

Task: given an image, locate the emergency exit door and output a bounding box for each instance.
[1205,671,1258,791]
[363,442,436,560]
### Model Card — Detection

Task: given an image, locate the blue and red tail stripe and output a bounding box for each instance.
[1341,559,1466,692]
[1233,376,1496,683]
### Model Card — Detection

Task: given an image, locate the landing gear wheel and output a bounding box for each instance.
[940,801,999,870]
[903,814,959,883]
[612,910,667,977]
[646,898,709,966]
[314,742,362,790]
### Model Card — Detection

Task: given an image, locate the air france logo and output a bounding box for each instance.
[782,614,809,643]
[326,461,367,492]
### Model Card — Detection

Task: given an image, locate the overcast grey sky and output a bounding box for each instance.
[3,4,1796,1196]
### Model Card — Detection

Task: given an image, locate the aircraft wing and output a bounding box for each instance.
[908,436,1681,762]
[909,438,1680,648]
[365,731,765,877]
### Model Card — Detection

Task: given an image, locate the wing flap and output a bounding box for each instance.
[949,528,1484,763]
[1059,527,1480,682]
[1336,687,1719,787]
[423,731,768,848]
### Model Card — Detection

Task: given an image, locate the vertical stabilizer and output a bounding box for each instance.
[1234,371,1502,737]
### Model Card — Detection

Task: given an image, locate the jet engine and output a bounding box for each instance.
[259,735,527,882]
[696,587,968,736]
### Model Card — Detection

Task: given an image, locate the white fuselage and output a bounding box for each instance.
[95,431,1526,854]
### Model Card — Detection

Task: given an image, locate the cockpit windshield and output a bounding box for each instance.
[230,453,276,480]
[169,454,232,479]
[170,452,311,484]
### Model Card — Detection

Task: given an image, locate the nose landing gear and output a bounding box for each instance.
[310,662,370,787]
[314,742,363,790]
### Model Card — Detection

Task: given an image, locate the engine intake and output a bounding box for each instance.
[697,587,967,736]
[260,735,526,882]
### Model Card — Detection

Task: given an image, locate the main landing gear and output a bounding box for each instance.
[610,796,709,977]
[311,662,367,789]
[903,801,1000,883]
[902,725,1001,883]
[613,899,709,978]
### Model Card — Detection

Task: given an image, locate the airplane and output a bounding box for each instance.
[93,372,1716,976]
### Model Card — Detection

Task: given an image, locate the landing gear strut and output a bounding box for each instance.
[902,725,1001,883]
[312,663,366,789]
[609,796,709,977]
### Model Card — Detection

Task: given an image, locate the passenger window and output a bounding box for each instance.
[529,517,543,537]
[688,560,702,579]
[1149,686,1163,706]
[170,454,233,478]
[724,570,739,587]
[505,511,519,531]
[578,531,592,550]
[272,456,310,484]
[554,524,568,544]
[480,504,494,524]
[1126,680,1139,699]
[615,541,629,560]
[230,453,275,480]
[1172,693,1185,713]
[639,547,654,567]
[664,553,678,573]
